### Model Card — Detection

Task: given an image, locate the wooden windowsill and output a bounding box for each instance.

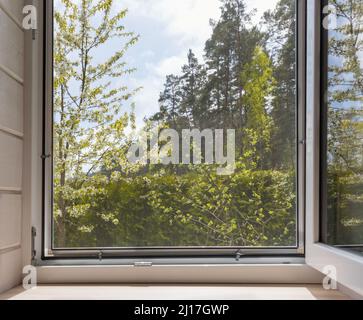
[0,284,349,300]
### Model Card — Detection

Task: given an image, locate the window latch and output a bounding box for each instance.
[235,249,244,261]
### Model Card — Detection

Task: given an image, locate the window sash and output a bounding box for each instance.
[40,0,307,261]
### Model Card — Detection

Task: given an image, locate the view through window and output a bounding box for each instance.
[51,0,298,250]
[322,0,363,255]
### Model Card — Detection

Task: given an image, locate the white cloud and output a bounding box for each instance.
[244,0,279,23]
[56,0,283,127]
[119,0,220,49]
[128,74,163,125]
[116,0,281,126]
[129,54,188,123]
[149,55,187,78]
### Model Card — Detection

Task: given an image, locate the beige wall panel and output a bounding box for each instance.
[0,9,24,80]
[0,0,24,25]
[0,134,23,189]
[0,71,23,134]
[0,249,22,293]
[0,194,22,249]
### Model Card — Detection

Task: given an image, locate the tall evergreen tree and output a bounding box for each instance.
[179,50,207,128]
[264,0,296,169]
[152,74,182,128]
[204,0,262,131]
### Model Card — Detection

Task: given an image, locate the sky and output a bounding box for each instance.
[114,0,280,127]
[55,0,280,127]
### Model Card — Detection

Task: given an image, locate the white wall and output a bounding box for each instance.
[0,0,24,294]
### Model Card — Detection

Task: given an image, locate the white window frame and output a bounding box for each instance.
[40,0,306,262]
[305,0,363,296]
[21,0,362,291]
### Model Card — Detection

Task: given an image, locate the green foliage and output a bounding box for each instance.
[324,0,363,245]
[53,0,139,247]
[54,0,299,248]
[62,168,295,247]
[263,0,296,170]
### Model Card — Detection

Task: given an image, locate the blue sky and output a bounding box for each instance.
[114,0,280,127]
[55,0,280,127]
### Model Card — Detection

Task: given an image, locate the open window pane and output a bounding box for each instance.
[321,0,363,255]
[51,0,298,250]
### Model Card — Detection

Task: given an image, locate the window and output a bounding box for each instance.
[43,0,304,259]
[321,0,363,256]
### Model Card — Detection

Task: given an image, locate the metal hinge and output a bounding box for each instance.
[98,251,103,261]
[235,249,245,261]
[41,154,51,160]
[134,261,153,267]
[31,227,37,264]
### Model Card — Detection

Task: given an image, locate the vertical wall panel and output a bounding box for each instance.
[0,134,23,189]
[0,194,22,249]
[0,71,23,134]
[0,8,24,80]
[0,249,22,294]
[0,0,24,25]
[0,0,24,294]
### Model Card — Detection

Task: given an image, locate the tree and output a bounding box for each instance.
[142,1,295,247]
[324,0,363,244]
[204,0,262,131]
[240,47,275,169]
[179,50,207,128]
[53,0,298,248]
[151,74,182,128]
[53,0,139,247]
[263,0,297,170]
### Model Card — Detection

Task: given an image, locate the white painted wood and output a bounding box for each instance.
[36,264,323,285]
[22,0,43,268]
[0,194,22,250]
[0,249,22,293]
[0,8,24,81]
[0,126,23,139]
[305,0,363,297]
[0,70,23,134]
[0,0,24,28]
[0,133,23,190]
[0,0,24,296]
[0,284,349,300]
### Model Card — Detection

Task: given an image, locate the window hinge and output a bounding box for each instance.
[299,139,306,145]
[235,249,245,261]
[98,251,103,261]
[32,29,36,40]
[31,227,37,265]
[41,154,51,160]
[134,261,153,267]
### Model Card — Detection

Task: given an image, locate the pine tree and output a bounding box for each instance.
[263,0,296,170]
[204,0,262,130]
[179,50,207,128]
[151,74,182,128]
